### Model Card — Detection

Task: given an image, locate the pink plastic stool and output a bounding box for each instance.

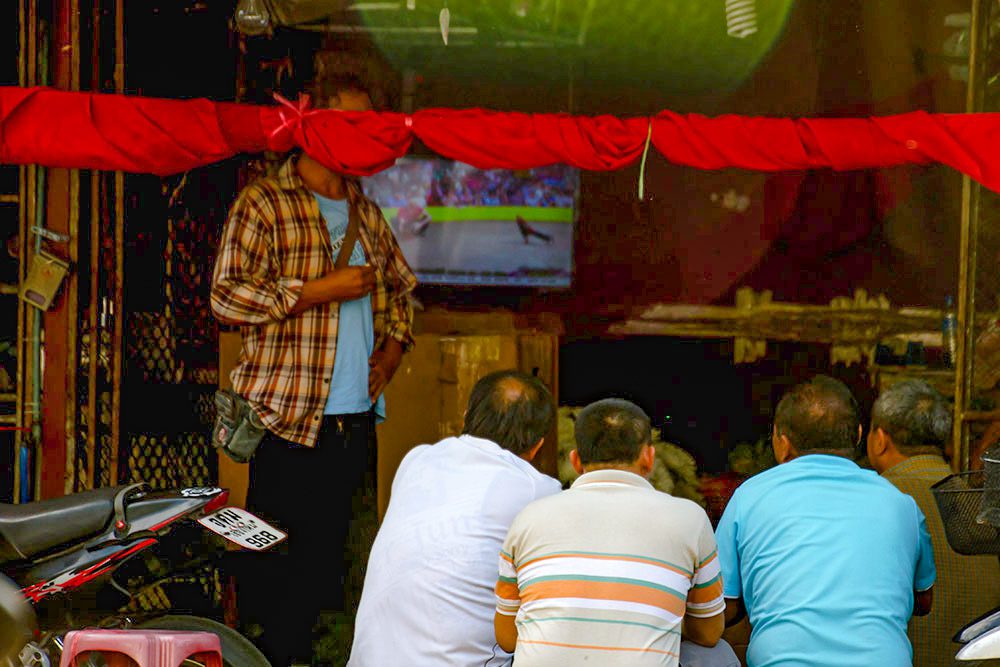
[59,629,223,667]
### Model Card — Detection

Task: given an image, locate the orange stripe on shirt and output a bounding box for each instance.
[687,580,724,605]
[517,639,679,657]
[495,580,521,600]
[521,580,686,617]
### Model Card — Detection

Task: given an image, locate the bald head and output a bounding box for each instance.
[774,375,860,455]
[463,370,555,455]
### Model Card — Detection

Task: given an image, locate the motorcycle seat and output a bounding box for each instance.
[0,487,121,562]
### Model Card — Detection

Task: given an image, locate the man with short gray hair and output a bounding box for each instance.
[868,379,1000,666]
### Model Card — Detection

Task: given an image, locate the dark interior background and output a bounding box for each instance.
[108,0,972,477]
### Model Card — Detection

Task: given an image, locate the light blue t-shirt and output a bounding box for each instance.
[313,194,385,420]
[715,455,935,667]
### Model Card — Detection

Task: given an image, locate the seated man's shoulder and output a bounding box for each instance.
[392,443,433,478]
[513,488,570,521]
[650,490,709,517]
[724,463,785,499]
[862,469,918,503]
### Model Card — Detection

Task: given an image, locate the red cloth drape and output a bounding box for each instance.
[0,86,277,175]
[4,86,1000,192]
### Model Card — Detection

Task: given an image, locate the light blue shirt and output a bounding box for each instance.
[715,455,935,667]
[313,194,385,419]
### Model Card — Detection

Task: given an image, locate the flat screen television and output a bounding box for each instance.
[362,157,578,287]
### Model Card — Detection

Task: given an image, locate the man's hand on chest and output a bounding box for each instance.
[290,265,376,315]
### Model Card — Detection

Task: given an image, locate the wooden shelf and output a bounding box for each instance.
[0,194,18,204]
[873,365,955,397]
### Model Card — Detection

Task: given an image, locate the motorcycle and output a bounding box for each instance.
[0,482,285,667]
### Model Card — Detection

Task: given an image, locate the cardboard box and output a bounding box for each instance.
[218,312,560,521]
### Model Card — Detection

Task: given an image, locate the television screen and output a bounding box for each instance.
[362,158,578,287]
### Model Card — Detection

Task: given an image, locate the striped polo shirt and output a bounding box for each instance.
[496,469,725,667]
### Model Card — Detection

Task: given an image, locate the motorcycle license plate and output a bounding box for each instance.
[198,507,287,551]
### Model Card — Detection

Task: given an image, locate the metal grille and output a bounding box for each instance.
[97,389,114,488]
[118,168,227,482]
[128,312,180,385]
[193,392,216,430]
[165,212,219,360]
[123,432,216,491]
[127,567,223,615]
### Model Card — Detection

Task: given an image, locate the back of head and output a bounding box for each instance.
[310,72,372,110]
[774,375,860,454]
[871,379,951,455]
[463,370,555,455]
[574,398,652,465]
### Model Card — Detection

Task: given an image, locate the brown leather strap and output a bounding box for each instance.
[336,197,361,269]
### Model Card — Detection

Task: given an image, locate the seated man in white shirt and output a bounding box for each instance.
[348,370,562,666]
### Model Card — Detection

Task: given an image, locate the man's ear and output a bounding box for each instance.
[857,424,863,447]
[524,438,545,462]
[570,449,585,475]
[868,427,889,459]
[773,432,795,464]
[638,444,656,476]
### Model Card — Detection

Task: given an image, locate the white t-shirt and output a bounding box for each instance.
[348,434,562,666]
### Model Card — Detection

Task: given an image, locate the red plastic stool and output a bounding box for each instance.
[59,629,222,667]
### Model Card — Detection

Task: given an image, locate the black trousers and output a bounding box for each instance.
[239,413,375,667]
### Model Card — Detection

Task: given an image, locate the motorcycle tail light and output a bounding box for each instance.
[203,490,231,514]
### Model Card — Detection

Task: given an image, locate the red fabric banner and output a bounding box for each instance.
[0,86,276,175]
[411,109,649,170]
[3,86,1000,192]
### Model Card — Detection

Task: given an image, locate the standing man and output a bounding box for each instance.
[495,398,726,666]
[210,74,417,667]
[868,379,1000,666]
[716,376,936,667]
[349,370,561,666]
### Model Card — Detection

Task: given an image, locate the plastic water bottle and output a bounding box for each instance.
[943,295,958,368]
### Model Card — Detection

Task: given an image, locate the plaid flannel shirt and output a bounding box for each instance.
[211,157,417,447]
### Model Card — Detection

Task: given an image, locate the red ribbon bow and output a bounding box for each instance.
[267,93,321,151]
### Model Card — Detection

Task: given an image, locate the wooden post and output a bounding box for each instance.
[954,0,989,473]
[109,0,124,485]
[40,0,80,499]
